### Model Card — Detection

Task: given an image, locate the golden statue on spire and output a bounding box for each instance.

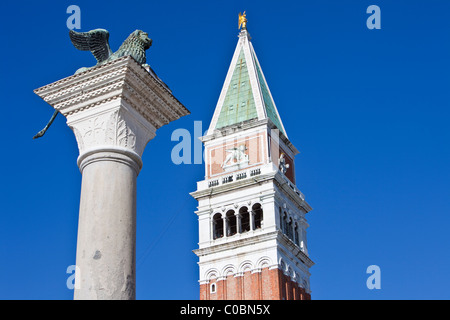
[238,11,247,30]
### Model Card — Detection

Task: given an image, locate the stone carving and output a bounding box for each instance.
[106,110,136,150]
[68,109,147,156]
[222,144,248,168]
[279,153,290,174]
[33,29,153,140]
[72,127,85,151]
[83,116,105,146]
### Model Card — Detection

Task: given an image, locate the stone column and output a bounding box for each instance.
[249,209,254,231]
[34,56,189,299]
[223,215,228,238]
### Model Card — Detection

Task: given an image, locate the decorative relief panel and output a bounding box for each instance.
[82,115,106,148]
[69,108,152,156]
[207,133,266,178]
[107,110,136,150]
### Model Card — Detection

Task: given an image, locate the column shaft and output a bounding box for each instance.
[74,150,141,300]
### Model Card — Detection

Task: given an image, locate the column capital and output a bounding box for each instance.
[34,56,190,159]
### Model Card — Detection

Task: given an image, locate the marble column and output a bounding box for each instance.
[34,56,189,299]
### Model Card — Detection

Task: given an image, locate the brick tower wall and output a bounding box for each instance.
[200,267,310,300]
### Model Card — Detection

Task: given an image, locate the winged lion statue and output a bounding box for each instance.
[33,29,153,139]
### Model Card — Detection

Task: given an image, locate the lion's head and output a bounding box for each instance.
[133,30,152,50]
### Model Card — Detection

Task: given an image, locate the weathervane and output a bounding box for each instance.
[238,11,247,30]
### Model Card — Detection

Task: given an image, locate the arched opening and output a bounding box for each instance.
[253,203,263,229]
[212,213,223,239]
[279,207,283,232]
[226,210,237,236]
[282,212,288,235]
[239,207,250,233]
[287,217,293,240]
[294,222,300,246]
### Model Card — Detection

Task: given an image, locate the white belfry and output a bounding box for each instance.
[34,56,189,299]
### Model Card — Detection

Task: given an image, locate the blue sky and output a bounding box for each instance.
[0,0,449,299]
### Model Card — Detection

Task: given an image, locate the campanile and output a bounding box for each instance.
[191,13,314,300]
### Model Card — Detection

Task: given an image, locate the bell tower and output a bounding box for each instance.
[191,15,314,300]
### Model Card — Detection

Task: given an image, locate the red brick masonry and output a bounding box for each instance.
[200,267,310,300]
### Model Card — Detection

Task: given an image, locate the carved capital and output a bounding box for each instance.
[68,106,155,157]
[34,56,190,168]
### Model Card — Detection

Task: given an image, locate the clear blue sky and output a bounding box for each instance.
[0,0,449,300]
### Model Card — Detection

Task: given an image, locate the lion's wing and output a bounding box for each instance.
[69,29,113,64]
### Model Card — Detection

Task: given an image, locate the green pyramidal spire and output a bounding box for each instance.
[215,48,258,129]
[209,28,287,137]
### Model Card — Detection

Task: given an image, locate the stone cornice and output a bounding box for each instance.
[201,119,269,143]
[265,118,299,156]
[191,170,312,214]
[193,230,279,257]
[277,232,314,269]
[34,56,190,131]
[190,171,274,200]
[194,230,314,270]
[273,173,313,213]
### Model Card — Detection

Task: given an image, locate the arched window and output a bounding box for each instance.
[294,222,300,246]
[279,207,283,232]
[287,217,293,240]
[239,207,250,233]
[253,203,263,229]
[226,210,237,236]
[210,283,217,294]
[282,212,288,235]
[212,213,223,239]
